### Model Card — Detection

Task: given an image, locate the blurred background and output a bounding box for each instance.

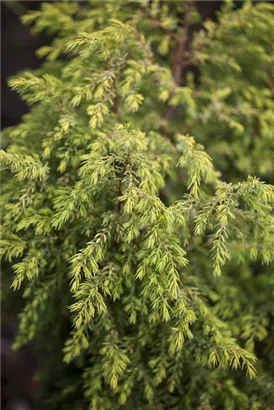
[2,1,44,130]
[2,3,45,409]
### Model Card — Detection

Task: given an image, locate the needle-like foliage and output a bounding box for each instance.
[1,1,274,409]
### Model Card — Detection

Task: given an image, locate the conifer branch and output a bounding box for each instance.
[2,2,274,407]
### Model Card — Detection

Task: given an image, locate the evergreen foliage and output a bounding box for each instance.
[1,1,274,409]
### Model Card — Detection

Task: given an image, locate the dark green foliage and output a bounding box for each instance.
[1,1,274,409]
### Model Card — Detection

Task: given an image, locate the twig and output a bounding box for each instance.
[161,1,192,130]
[142,10,177,39]
[173,2,192,86]
[116,150,130,214]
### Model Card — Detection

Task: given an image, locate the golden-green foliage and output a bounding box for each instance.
[1,1,274,409]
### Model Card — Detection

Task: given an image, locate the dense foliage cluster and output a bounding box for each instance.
[1,1,274,409]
